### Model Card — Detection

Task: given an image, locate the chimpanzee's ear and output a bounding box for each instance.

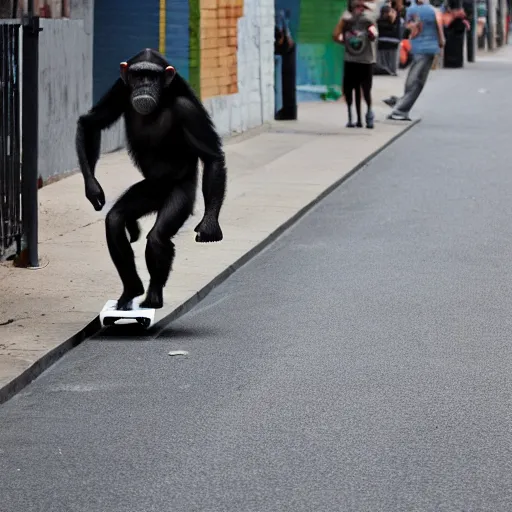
[120,62,128,83]
[164,66,176,87]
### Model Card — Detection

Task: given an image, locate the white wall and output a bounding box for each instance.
[38,17,93,182]
[37,0,94,182]
[203,0,275,137]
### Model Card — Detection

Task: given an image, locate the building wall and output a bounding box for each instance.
[38,0,94,182]
[92,0,160,154]
[0,1,13,17]
[297,0,345,98]
[92,0,275,150]
[164,0,190,81]
[35,0,274,181]
[200,0,243,98]
[275,0,346,101]
[201,0,275,135]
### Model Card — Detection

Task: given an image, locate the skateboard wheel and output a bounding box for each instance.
[137,317,151,328]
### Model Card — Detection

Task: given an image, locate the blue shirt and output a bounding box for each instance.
[406,3,440,55]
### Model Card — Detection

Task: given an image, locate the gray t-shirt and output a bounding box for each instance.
[341,9,378,64]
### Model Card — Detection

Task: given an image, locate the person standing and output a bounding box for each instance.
[333,0,379,129]
[387,0,444,121]
[375,2,403,76]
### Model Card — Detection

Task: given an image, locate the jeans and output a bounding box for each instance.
[392,53,435,116]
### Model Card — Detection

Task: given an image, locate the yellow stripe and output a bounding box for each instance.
[159,0,166,55]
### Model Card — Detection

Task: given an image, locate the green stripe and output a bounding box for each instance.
[297,0,347,91]
[189,0,201,96]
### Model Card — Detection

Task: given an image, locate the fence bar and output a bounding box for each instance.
[0,22,22,260]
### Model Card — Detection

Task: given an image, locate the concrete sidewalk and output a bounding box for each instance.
[0,72,417,402]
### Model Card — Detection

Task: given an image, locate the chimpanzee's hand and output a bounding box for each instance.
[194,216,223,243]
[85,178,105,211]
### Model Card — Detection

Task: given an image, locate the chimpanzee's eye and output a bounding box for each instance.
[134,70,159,80]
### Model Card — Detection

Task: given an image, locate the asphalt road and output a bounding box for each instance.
[3,55,512,512]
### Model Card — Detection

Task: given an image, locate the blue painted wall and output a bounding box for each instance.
[93,0,160,103]
[275,0,301,39]
[164,0,190,80]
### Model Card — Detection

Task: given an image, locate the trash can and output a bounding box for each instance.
[443,18,466,68]
[274,10,297,121]
[462,0,475,62]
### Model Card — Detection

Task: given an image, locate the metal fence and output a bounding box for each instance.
[0,22,22,260]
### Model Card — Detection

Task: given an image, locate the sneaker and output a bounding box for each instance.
[366,110,375,129]
[387,113,411,121]
[383,96,398,107]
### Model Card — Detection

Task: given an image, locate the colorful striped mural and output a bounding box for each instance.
[93,0,245,102]
[276,0,347,100]
[150,0,245,98]
[93,0,346,104]
[148,0,245,98]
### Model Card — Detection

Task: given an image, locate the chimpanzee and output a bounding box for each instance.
[76,48,227,311]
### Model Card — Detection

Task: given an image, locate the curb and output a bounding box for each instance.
[0,118,420,406]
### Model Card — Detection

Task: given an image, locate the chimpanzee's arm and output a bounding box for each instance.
[175,97,227,242]
[76,79,128,210]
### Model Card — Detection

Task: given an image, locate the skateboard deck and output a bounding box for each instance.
[99,300,155,329]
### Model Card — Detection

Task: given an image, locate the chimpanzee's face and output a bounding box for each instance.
[120,61,176,115]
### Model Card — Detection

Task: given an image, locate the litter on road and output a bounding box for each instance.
[168,350,189,357]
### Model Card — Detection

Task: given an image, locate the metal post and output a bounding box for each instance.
[12,0,19,18]
[21,4,41,269]
[467,0,477,62]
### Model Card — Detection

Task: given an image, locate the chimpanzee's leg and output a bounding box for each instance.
[140,179,196,309]
[105,180,165,310]
[126,220,141,243]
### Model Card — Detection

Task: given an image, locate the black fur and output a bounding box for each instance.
[76,48,227,310]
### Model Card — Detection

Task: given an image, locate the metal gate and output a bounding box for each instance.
[0,22,22,260]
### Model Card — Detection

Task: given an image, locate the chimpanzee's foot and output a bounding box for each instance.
[116,279,145,310]
[140,285,164,309]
